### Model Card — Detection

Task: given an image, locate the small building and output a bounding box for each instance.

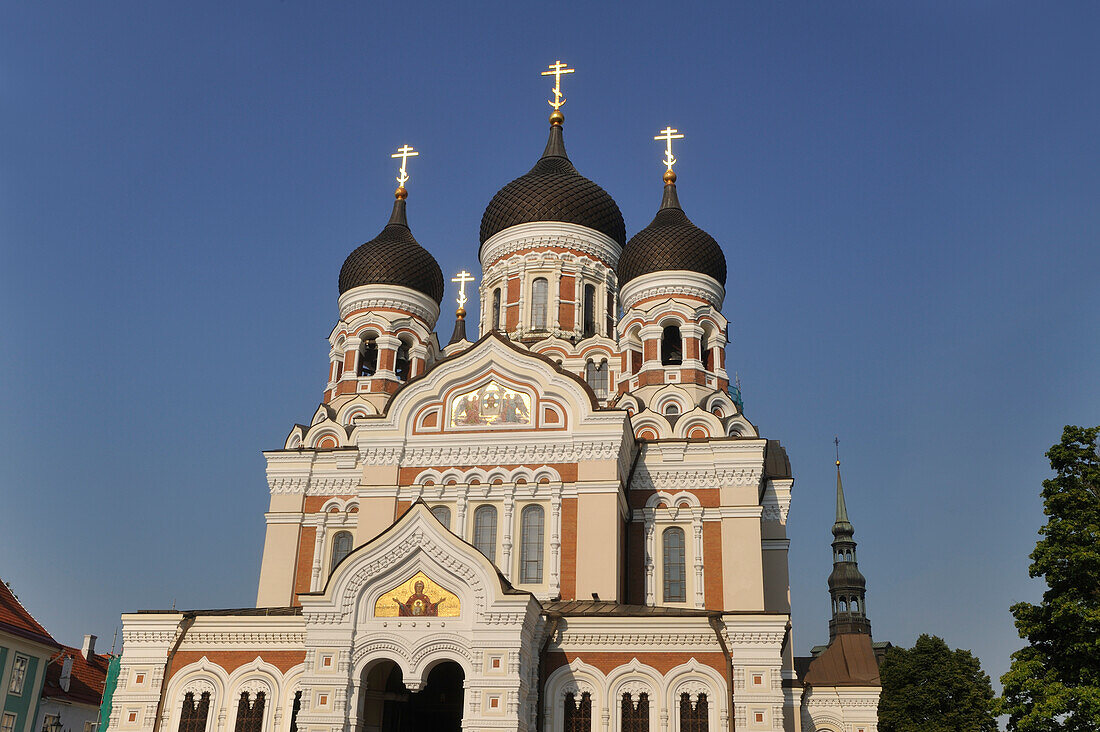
[37,635,111,732]
[1,580,60,732]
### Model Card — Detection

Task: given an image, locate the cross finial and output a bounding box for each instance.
[541,60,575,111]
[391,144,419,189]
[654,126,685,176]
[451,270,475,309]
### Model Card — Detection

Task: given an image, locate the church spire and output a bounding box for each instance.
[827,439,871,640]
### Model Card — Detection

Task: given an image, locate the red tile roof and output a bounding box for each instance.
[801,633,882,687]
[41,647,111,707]
[0,579,58,648]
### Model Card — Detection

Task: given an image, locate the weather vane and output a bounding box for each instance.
[835,436,841,466]
[391,144,419,189]
[451,270,475,311]
[541,60,575,111]
[654,126,685,175]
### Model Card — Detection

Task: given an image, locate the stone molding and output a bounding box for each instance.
[480,221,622,270]
[337,284,440,324]
[619,270,725,310]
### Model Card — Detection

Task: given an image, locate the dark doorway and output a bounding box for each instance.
[361,660,464,732]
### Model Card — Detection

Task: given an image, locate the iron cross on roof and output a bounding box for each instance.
[451,270,475,308]
[654,126,685,173]
[391,144,419,187]
[541,60,575,110]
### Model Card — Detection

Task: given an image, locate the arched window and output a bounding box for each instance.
[233,691,265,732]
[621,692,649,732]
[491,288,502,331]
[584,359,609,398]
[520,505,544,583]
[330,531,353,575]
[358,337,379,376]
[701,331,712,370]
[664,402,680,417]
[606,291,615,337]
[431,505,452,529]
[531,278,549,330]
[473,505,497,562]
[839,598,848,613]
[564,692,591,732]
[178,692,211,732]
[680,692,708,732]
[661,325,682,365]
[394,341,411,381]
[663,526,687,602]
[583,284,596,337]
[288,691,302,732]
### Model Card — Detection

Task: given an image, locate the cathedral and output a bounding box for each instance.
[108,64,882,732]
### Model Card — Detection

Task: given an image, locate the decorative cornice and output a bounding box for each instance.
[619,270,725,311]
[400,440,623,467]
[631,467,761,491]
[338,284,440,323]
[480,222,622,271]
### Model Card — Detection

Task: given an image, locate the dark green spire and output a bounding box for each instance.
[827,445,872,640]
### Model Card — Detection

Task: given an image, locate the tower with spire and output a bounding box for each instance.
[828,447,872,639]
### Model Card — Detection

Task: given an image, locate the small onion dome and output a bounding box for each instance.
[479,122,626,248]
[618,180,726,287]
[338,195,445,303]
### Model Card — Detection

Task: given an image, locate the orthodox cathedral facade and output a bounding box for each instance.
[109,69,882,732]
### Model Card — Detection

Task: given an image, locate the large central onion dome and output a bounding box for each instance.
[480,121,626,247]
[618,175,727,287]
[339,193,445,303]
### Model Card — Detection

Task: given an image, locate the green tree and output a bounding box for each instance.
[999,425,1100,731]
[877,634,997,732]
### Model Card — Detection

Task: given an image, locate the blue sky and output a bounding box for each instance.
[2,1,1097,689]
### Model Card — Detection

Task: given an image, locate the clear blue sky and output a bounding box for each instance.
[2,1,1097,689]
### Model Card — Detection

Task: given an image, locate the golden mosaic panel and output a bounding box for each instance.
[449,380,531,427]
[374,571,460,618]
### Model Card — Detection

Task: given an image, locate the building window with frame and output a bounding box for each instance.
[606,291,615,337]
[233,691,265,732]
[8,654,28,694]
[582,284,596,337]
[83,722,98,732]
[621,692,649,732]
[288,691,302,732]
[329,531,353,575]
[394,341,411,381]
[357,337,379,377]
[519,504,544,583]
[492,288,502,331]
[473,505,498,563]
[431,505,452,530]
[585,360,609,399]
[563,692,591,732]
[663,526,687,602]
[701,331,712,370]
[531,278,549,331]
[679,692,709,732]
[2,713,17,732]
[178,692,211,732]
[661,324,683,365]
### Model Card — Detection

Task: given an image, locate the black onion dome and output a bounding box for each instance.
[339,198,445,303]
[618,183,727,287]
[480,124,626,247]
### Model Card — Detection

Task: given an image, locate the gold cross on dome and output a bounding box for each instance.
[655,126,685,172]
[391,144,419,187]
[541,60,575,110]
[451,270,475,308]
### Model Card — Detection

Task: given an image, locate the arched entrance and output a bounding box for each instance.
[359,660,464,732]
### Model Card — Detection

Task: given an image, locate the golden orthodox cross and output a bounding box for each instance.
[451,270,475,308]
[654,126,684,172]
[391,144,419,187]
[541,60,575,110]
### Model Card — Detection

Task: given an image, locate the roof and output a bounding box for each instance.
[41,646,111,707]
[136,607,303,616]
[338,197,445,303]
[800,633,881,687]
[542,600,714,617]
[480,123,625,247]
[0,580,57,648]
[618,182,727,287]
[763,440,792,479]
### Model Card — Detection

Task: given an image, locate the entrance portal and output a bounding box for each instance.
[359,660,464,732]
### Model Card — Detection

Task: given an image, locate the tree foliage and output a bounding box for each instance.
[999,425,1100,731]
[877,634,997,732]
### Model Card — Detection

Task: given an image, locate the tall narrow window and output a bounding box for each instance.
[473,505,497,562]
[621,692,649,732]
[606,291,615,337]
[8,655,28,694]
[178,692,211,732]
[233,692,265,732]
[431,505,452,530]
[661,325,683,365]
[585,360,597,390]
[330,531,353,575]
[663,527,687,602]
[594,360,609,398]
[519,505,544,583]
[288,692,302,732]
[583,284,596,337]
[491,288,502,331]
[394,342,411,381]
[564,692,591,732]
[701,331,712,370]
[680,693,709,732]
[358,337,379,376]
[532,278,549,330]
